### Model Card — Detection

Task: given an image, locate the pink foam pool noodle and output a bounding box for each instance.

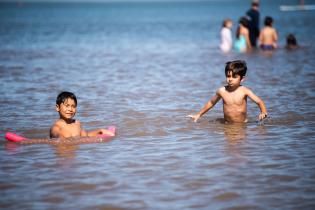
[98,126,116,138]
[5,132,27,142]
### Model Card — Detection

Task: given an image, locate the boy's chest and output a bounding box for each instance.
[61,123,81,137]
[222,91,247,105]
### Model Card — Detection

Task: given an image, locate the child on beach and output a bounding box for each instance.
[220,19,233,53]
[188,60,267,123]
[259,16,278,50]
[50,91,115,139]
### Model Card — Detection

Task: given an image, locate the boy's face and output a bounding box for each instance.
[56,98,77,121]
[226,71,243,88]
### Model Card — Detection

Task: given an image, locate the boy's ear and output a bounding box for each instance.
[55,104,60,112]
[241,76,246,82]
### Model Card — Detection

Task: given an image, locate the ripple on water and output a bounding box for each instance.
[267,174,299,183]
[213,192,241,201]
[0,2,315,210]
[221,204,263,210]
[41,196,65,204]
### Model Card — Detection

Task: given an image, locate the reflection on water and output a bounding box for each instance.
[223,123,247,143]
[54,144,79,158]
[0,1,315,210]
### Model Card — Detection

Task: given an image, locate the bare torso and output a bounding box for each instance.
[259,26,277,46]
[218,86,248,123]
[50,119,84,138]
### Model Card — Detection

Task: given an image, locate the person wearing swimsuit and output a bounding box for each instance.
[259,16,278,51]
[234,17,252,53]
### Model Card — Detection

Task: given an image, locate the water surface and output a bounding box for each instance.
[0,1,315,209]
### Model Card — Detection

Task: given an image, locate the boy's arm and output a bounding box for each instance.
[273,29,278,48]
[78,121,114,137]
[245,88,268,120]
[273,29,278,42]
[87,128,115,137]
[188,91,222,122]
[80,129,88,137]
[50,124,61,138]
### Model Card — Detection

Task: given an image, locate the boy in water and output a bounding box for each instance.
[259,16,278,50]
[286,33,298,50]
[50,91,114,139]
[188,60,267,123]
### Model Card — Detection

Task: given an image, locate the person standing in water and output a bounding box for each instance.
[259,16,278,50]
[246,0,260,47]
[220,19,233,53]
[234,17,252,53]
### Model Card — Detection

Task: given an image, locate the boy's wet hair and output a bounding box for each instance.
[264,16,273,26]
[56,91,77,106]
[225,60,247,78]
[287,34,297,46]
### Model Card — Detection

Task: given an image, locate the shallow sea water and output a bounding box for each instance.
[0,1,315,209]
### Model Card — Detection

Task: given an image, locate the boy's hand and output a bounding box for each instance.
[187,114,200,122]
[258,112,268,121]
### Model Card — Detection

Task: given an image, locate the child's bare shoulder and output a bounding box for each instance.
[50,120,63,138]
[239,86,254,94]
[239,85,249,90]
[217,86,226,93]
[51,119,63,128]
[71,119,82,128]
[50,119,64,132]
[74,119,82,126]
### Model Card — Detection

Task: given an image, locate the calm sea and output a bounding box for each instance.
[0,0,315,209]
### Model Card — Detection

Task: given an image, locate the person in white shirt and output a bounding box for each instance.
[220,19,233,53]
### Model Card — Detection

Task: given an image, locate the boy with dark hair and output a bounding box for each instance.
[286,34,298,50]
[188,60,267,123]
[259,16,278,50]
[50,91,114,139]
